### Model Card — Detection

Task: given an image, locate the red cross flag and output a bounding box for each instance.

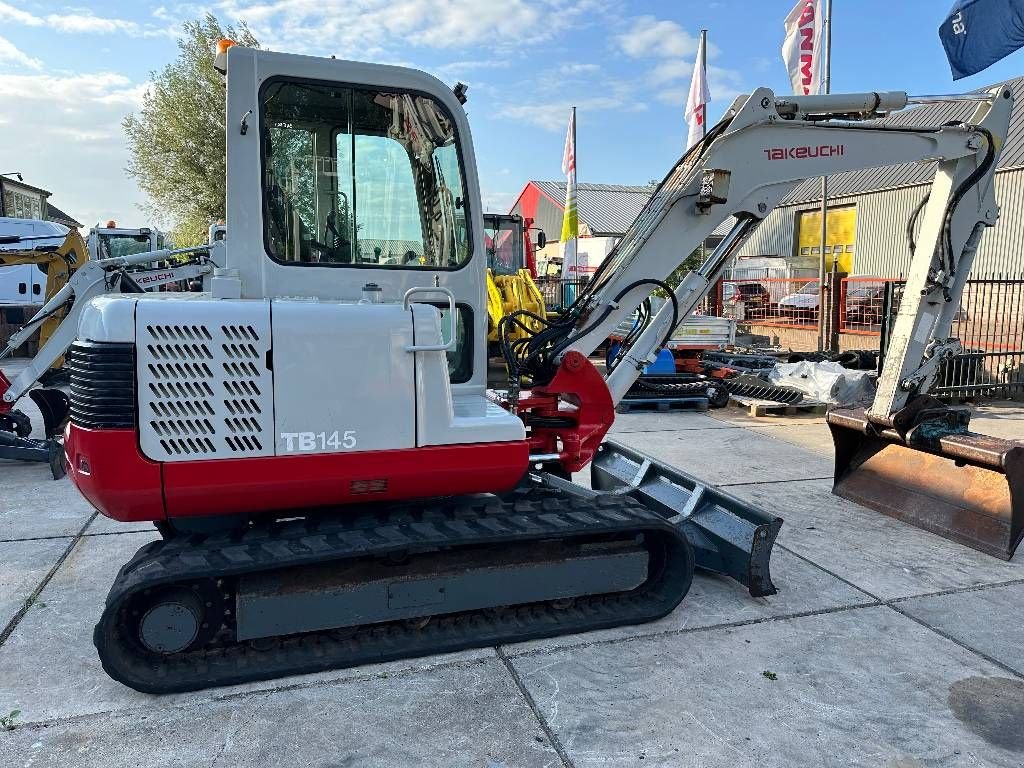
[685,30,711,150]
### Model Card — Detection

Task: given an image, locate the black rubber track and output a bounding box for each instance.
[94,487,695,694]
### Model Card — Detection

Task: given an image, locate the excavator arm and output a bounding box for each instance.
[0,229,90,359]
[503,86,1012,475]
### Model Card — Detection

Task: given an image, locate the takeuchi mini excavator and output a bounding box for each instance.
[64,43,1018,693]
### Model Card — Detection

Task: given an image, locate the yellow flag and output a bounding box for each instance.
[560,108,577,278]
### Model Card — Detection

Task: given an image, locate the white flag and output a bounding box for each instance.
[782,0,825,96]
[684,31,711,150]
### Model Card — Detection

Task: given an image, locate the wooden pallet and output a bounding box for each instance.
[617,396,709,414]
[727,394,827,417]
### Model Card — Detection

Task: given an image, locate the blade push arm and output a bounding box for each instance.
[565,87,1011,405]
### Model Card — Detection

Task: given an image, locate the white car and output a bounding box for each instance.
[0,217,70,307]
[777,280,820,319]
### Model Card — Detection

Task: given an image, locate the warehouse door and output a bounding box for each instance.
[794,205,856,273]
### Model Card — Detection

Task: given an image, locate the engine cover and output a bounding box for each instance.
[136,298,275,461]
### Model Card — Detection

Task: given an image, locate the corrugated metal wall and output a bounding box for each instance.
[734,169,1024,278]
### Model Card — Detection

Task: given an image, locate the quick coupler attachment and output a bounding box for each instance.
[828,403,1024,560]
[590,439,782,597]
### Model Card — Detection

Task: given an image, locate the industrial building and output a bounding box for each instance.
[509,181,654,273]
[733,77,1024,280]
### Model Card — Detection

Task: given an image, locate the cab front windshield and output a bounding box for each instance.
[261,80,470,268]
[483,216,523,276]
[96,234,153,259]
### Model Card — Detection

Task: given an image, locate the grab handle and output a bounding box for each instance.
[403,287,456,352]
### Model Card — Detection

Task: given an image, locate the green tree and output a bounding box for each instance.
[123,14,258,246]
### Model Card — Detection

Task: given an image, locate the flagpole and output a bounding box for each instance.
[571,105,578,288]
[816,0,833,352]
[699,29,708,141]
[699,29,708,267]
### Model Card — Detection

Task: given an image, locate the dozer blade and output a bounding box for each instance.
[828,406,1024,560]
[0,428,66,479]
[590,439,782,597]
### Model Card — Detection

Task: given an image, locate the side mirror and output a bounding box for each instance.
[534,230,547,250]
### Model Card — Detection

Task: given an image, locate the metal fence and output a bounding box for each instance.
[879,275,1024,400]
[718,277,820,329]
[535,277,592,313]
[838,277,900,336]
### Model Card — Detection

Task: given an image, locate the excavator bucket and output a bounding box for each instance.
[590,439,782,597]
[828,406,1024,560]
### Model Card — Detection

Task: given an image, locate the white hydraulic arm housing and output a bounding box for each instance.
[558,86,1012,413]
[0,241,224,408]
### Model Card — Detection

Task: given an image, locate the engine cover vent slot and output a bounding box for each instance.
[136,301,273,462]
[67,341,136,429]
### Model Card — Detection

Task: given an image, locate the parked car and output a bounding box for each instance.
[845,284,886,327]
[723,282,771,318]
[778,280,820,320]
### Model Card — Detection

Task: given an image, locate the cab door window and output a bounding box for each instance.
[261,80,472,269]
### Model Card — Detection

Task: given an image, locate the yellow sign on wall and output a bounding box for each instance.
[795,205,856,273]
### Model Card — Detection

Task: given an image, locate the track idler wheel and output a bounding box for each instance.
[130,582,225,655]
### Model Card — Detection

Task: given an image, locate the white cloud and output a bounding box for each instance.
[653,64,746,109]
[558,63,600,76]
[499,82,647,132]
[0,3,172,37]
[0,34,42,70]
[49,14,140,34]
[0,3,41,26]
[617,16,701,60]
[481,189,517,212]
[649,60,690,86]
[217,0,595,58]
[0,71,151,228]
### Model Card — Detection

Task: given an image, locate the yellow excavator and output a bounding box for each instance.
[483,213,547,356]
[0,228,88,359]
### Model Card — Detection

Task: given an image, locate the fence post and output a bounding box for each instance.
[828,269,843,353]
[877,280,897,376]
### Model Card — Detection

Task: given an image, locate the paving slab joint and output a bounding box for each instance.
[497,647,577,768]
[0,511,97,648]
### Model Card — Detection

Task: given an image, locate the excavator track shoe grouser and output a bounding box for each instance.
[94,486,694,693]
[590,440,782,597]
[829,404,1024,560]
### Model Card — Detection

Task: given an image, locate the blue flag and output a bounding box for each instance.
[940,0,1024,80]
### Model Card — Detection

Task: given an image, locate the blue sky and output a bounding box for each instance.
[2,1,1024,230]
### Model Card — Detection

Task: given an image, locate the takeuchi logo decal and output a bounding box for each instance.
[763,144,845,160]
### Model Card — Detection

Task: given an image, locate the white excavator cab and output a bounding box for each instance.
[87,226,160,261]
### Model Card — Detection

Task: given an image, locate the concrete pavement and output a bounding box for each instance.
[1,388,1022,766]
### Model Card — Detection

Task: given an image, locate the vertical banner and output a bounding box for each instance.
[782,0,825,96]
[685,29,711,150]
[559,108,578,295]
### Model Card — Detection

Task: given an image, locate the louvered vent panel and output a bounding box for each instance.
[136,301,273,462]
